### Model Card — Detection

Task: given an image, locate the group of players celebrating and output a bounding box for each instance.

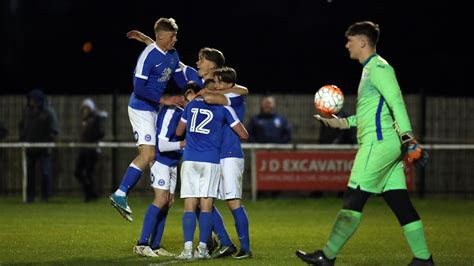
[109,17,252,260]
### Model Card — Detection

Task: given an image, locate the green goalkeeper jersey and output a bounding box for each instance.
[346,54,412,144]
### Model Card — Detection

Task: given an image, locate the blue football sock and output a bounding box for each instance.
[232,206,250,252]
[150,210,168,250]
[138,204,161,245]
[182,212,196,243]
[198,212,213,244]
[212,205,232,246]
[118,164,142,193]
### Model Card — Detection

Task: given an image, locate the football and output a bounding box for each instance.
[314,84,344,117]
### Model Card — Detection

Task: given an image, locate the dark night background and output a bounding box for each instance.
[2,0,473,96]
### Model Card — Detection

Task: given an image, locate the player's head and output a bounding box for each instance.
[261,95,276,115]
[213,67,237,90]
[203,79,216,91]
[184,81,201,103]
[345,21,379,62]
[154,17,178,51]
[196,47,225,79]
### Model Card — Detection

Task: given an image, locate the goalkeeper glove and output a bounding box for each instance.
[313,114,350,129]
[400,133,429,167]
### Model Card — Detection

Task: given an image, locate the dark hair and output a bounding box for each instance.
[184,81,201,95]
[202,79,215,89]
[199,47,225,68]
[154,17,178,33]
[345,21,380,47]
[214,67,237,86]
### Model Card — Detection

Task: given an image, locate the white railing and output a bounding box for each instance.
[1,142,474,202]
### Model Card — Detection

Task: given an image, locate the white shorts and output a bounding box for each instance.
[180,161,221,198]
[217,158,244,200]
[128,107,157,146]
[150,161,177,194]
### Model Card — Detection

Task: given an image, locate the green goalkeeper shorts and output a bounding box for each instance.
[348,138,407,194]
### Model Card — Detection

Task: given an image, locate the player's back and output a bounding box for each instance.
[182,98,239,164]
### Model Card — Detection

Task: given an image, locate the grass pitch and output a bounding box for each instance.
[0,195,473,265]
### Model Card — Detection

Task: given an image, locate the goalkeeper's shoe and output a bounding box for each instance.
[153,247,175,257]
[408,255,435,266]
[295,249,335,266]
[133,245,159,257]
[109,194,133,222]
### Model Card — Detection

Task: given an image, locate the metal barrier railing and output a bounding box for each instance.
[1,142,474,202]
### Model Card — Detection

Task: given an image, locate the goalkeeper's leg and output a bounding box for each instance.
[383,189,432,261]
[321,187,371,259]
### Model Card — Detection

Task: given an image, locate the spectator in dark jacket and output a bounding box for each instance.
[74,98,107,202]
[247,95,291,143]
[19,88,59,203]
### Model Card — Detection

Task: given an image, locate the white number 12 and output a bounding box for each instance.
[189,108,213,134]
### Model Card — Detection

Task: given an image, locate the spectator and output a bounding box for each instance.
[19,88,59,203]
[247,95,291,143]
[319,109,357,144]
[74,98,107,202]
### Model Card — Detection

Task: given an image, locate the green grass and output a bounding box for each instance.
[0,196,473,265]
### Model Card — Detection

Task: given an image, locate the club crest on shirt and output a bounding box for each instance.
[158,67,172,82]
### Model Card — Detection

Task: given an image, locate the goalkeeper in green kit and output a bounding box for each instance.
[296,21,433,266]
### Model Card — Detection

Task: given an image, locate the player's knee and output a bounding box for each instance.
[227,199,241,210]
[342,187,371,212]
[153,191,169,208]
[138,146,155,163]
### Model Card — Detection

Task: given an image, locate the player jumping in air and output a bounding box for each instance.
[109,18,184,221]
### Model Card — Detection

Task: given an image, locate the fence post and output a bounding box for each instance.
[251,148,257,201]
[21,145,27,203]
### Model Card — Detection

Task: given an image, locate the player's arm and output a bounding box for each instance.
[372,65,428,166]
[126,30,154,45]
[371,64,412,134]
[197,89,230,105]
[175,120,186,137]
[219,84,249,96]
[224,106,249,140]
[158,138,185,152]
[231,122,249,140]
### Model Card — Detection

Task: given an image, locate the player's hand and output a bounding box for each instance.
[313,114,350,129]
[179,140,186,149]
[195,88,210,97]
[401,133,429,167]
